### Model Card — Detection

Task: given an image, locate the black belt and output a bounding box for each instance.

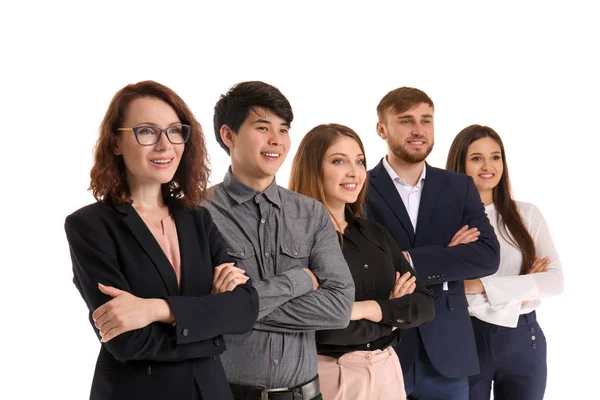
[230,375,320,400]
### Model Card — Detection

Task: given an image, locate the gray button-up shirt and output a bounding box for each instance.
[202,170,354,388]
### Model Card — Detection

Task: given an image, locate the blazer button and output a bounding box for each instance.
[182,328,189,337]
[214,338,221,346]
[146,366,152,375]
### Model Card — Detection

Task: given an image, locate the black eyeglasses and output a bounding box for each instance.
[117,124,191,146]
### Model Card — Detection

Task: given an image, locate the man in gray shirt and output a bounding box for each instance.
[203,81,355,400]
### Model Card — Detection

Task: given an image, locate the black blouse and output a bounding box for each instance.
[316,213,434,358]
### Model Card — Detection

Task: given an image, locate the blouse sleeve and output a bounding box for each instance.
[481,203,564,310]
[376,228,435,328]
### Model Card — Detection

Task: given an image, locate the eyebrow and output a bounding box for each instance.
[252,119,290,127]
[468,151,502,156]
[328,152,365,158]
[396,114,433,119]
[135,121,181,127]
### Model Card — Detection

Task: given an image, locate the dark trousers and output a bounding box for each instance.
[468,312,547,400]
[405,345,469,400]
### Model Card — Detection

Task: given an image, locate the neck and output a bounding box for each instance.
[387,153,425,186]
[327,201,347,232]
[480,189,494,207]
[230,164,275,193]
[128,174,165,210]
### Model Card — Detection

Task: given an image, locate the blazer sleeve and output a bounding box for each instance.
[165,207,259,345]
[65,208,257,363]
[375,228,435,328]
[255,206,355,332]
[481,203,564,309]
[408,176,500,283]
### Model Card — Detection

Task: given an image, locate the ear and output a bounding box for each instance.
[220,125,235,152]
[376,121,387,140]
[112,136,122,156]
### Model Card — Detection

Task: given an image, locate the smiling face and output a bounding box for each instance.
[114,97,184,190]
[377,102,434,164]
[223,107,290,190]
[321,136,367,211]
[464,136,504,195]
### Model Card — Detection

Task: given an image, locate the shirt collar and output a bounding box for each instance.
[222,168,282,208]
[382,156,426,188]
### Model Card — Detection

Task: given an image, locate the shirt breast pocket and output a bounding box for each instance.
[280,238,312,269]
[226,242,255,261]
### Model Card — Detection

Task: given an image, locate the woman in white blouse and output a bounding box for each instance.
[446,125,564,400]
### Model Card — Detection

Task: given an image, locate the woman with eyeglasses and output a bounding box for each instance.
[446,125,564,400]
[289,124,434,400]
[64,81,258,400]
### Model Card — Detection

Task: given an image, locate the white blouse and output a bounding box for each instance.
[467,201,564,328]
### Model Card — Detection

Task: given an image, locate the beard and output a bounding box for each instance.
[388,136,434,164]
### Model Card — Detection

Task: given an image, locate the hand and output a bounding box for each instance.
[212,263,249,294]
[448,225,480,247]
[390,271,416,299]
[93,284,156,343]
[526,256,550,274]
[464,279,485,294]
[302,268,319,291]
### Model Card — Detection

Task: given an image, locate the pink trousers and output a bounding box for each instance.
[317,347,406,400]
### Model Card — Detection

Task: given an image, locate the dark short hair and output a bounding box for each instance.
[213,81,294,154]
[377,87,434,122]
[90,80,210,208]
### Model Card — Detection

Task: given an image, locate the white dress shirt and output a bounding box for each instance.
[467,201,564,328]
[382,158,452,290]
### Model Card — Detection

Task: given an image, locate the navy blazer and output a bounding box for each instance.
[65,202,259,400]
[367,160,500,378]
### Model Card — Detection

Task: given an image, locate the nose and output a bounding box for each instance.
[268,133,281,147]
[154,130,172,151]
[347,163,357,177]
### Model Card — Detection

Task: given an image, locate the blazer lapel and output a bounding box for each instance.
[414,163,441,244]
[171,207,200,296]
[115,203,180,296]
[369,159,415,242]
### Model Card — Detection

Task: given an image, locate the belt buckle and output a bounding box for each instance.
[260,387,290,400]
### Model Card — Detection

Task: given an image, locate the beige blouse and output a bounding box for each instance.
[141,214,182,286]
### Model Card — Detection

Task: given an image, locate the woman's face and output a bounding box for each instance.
[321,136,366,210]
[114,97,185,189]
[464,136,504,194]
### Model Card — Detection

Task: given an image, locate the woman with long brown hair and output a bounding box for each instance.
[290,123,434,400]
[64,80,258,400]
[446,124,564,400]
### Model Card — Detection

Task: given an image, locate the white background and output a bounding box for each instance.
[1,1,597,398]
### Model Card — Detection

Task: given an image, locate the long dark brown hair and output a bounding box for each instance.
[289,124,367,230]
[446,125,535,274]
[90,80,210,208]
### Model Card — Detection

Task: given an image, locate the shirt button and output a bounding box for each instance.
[532,343,537,349]
[530,327,535,333]
[531,336,536,341]
[365,354,372,360]
[293,251,298,256]
[214,338,221,346]
[364,264,369,269]
[182,328,189,337]
[256,194,262,200]
[240,251,245,256]
[265,252,270,257]
[260,219,265,224]
[273,359,279,364]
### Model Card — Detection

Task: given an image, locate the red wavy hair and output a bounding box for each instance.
[90,80,210,208]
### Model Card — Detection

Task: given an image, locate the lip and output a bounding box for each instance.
[150,157,175,168]
[261,152,281,161]
[406,140,426,146]
[340,182,360,191]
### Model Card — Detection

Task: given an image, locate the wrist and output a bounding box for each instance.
[151,299,175,324]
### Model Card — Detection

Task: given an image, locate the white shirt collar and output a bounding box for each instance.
[382,156,426,188]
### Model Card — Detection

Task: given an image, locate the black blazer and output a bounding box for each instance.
[65,201,259,400]
[367,161,500,378]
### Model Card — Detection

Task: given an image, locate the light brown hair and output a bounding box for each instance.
[289,123,367,226]
[376,86,434,122]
